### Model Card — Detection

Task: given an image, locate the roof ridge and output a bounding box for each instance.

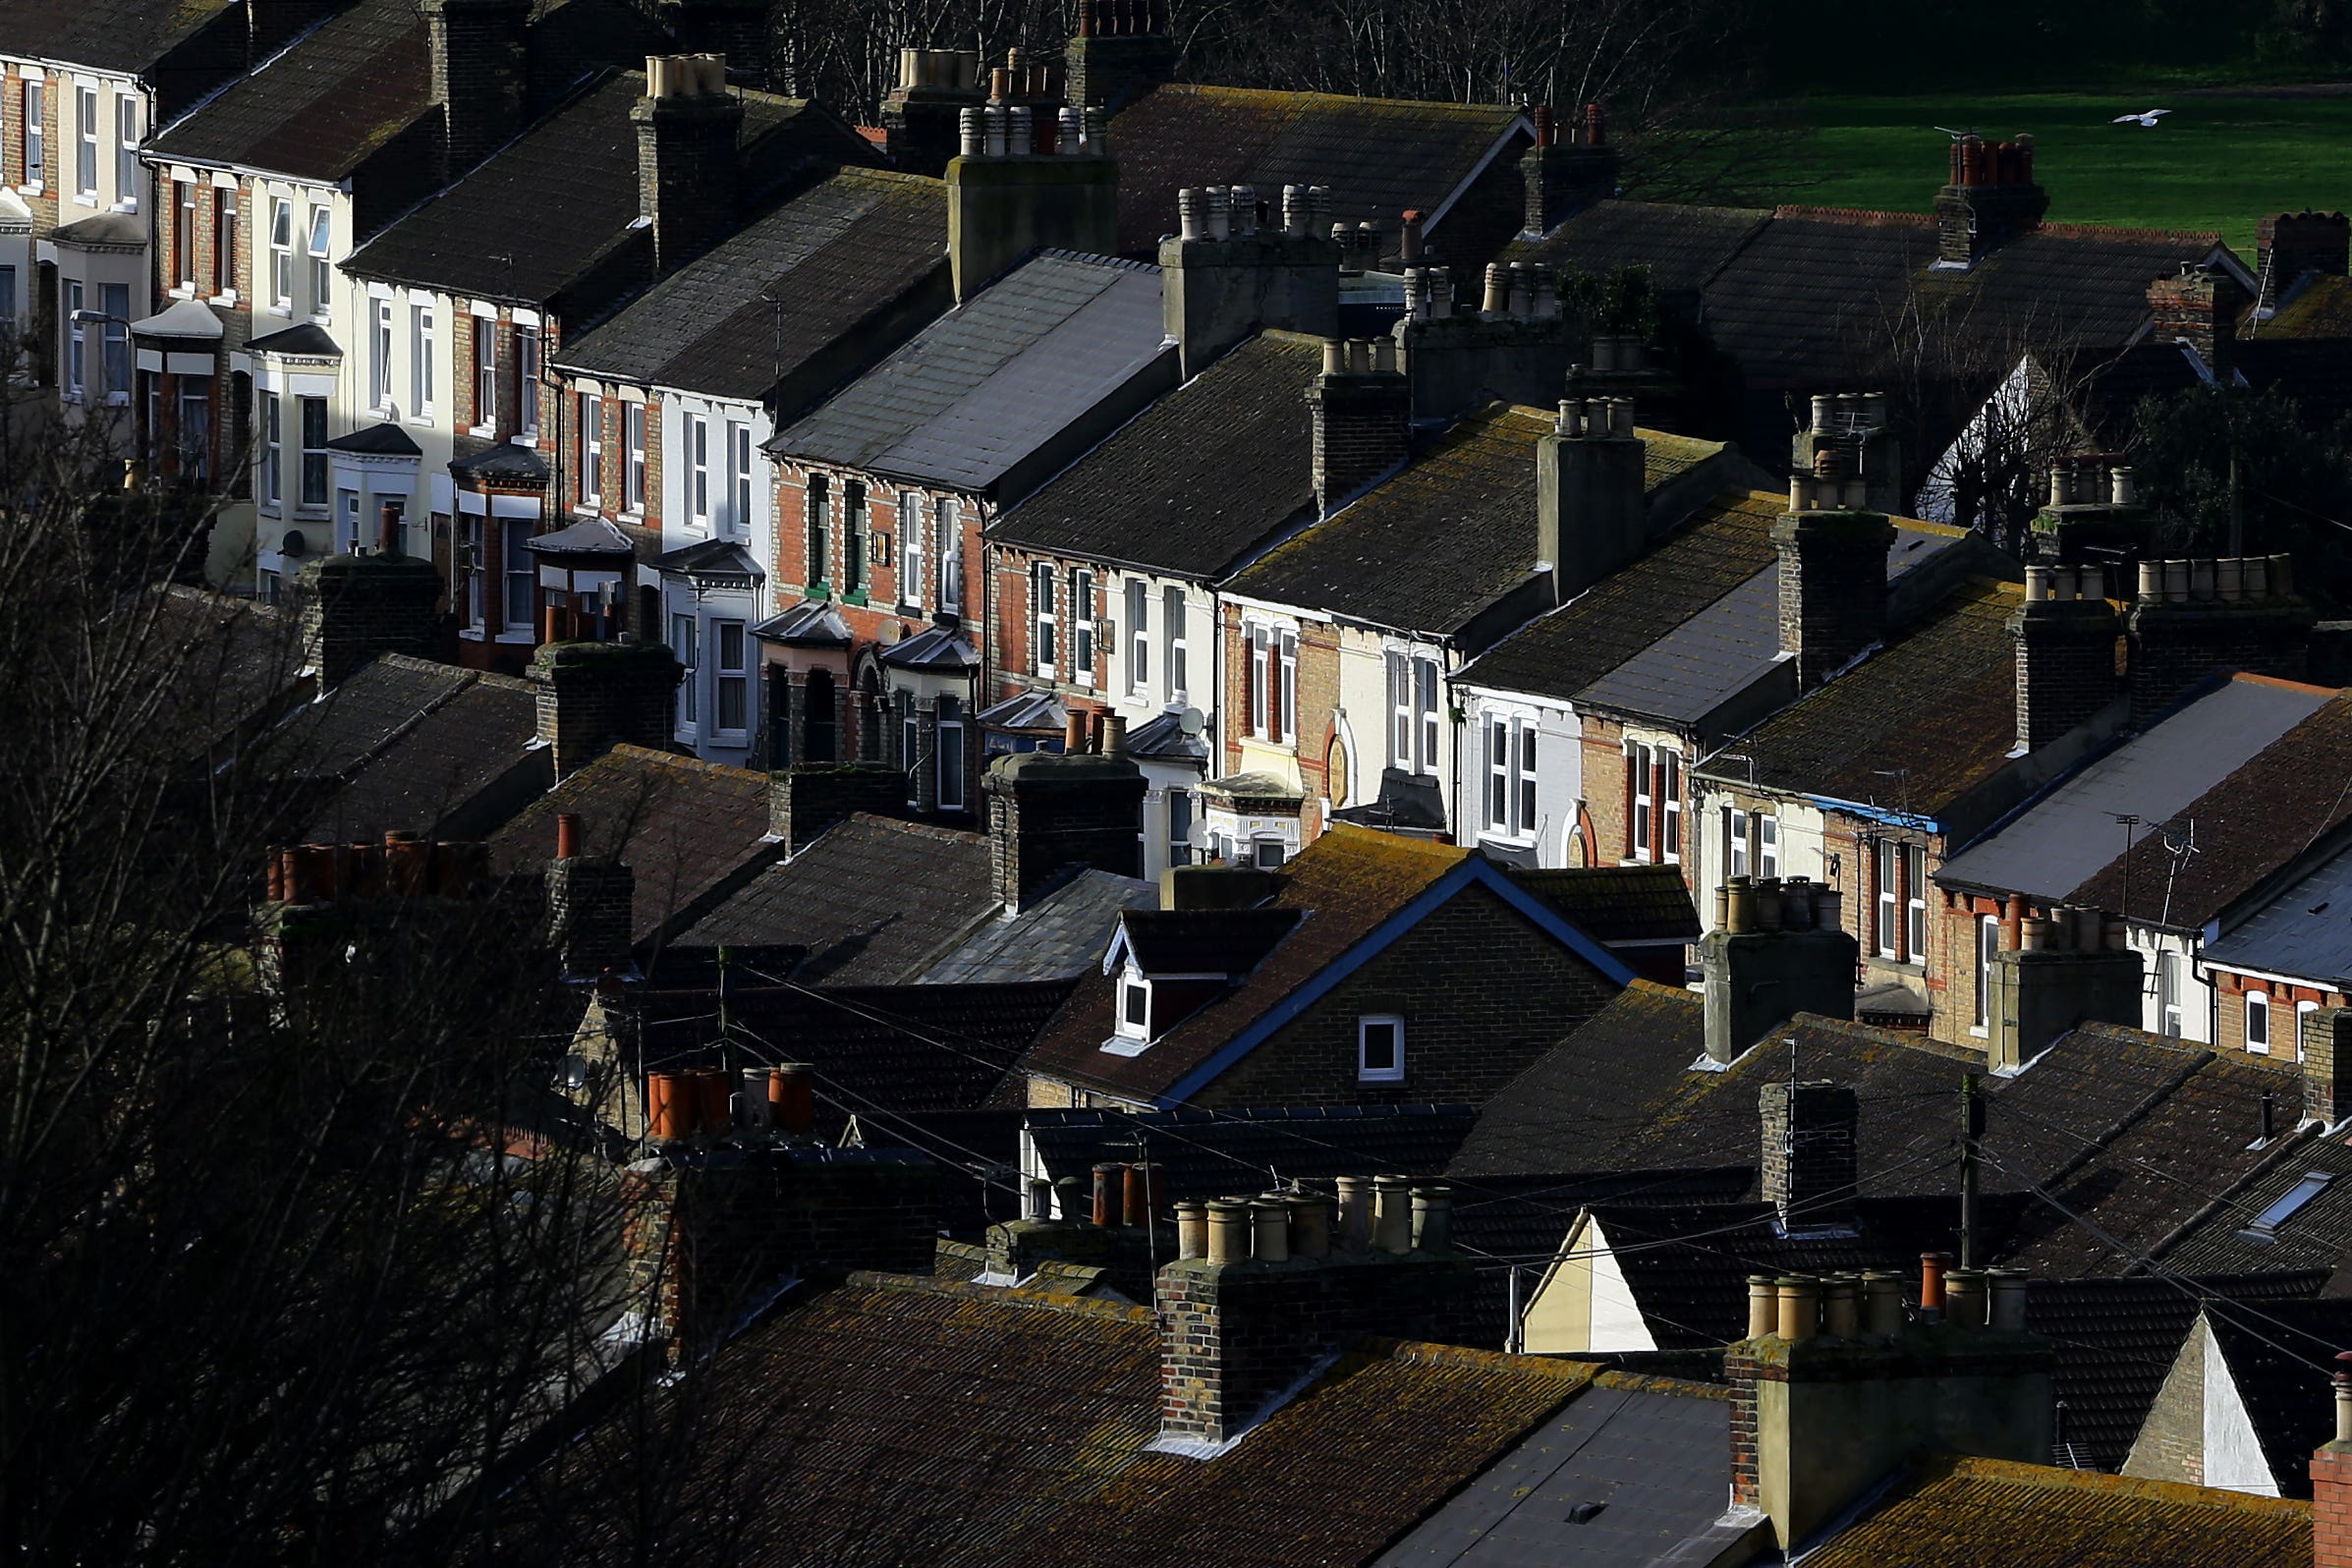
[1151,83,1522,121]
[1031,247,1162,276]
[841,1268,1156,1324]
[2036,220,2223,247]
[1365,1337,1599,1380]
[1771,204,1936,229]
[1941,1453,2313,1514]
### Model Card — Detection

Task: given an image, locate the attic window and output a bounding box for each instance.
[1359,1015,1405,1083]
[1117,974,1151,1041]
[2240,1171,2334,1241]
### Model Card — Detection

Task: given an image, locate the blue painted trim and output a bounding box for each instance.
[1154,857,1638,1106]
[1805,793,1940,834]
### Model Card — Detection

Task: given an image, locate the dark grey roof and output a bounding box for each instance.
[1508,198,1771,295]
[2154,1135,2352,1278]
[246,322,342,358]
[1123,707,1209,761]
[979,690,1069,733]
[988,332,1322,579]
[922,868,1159,984]
[450,443,550,480]
[1936,675,2335,899]
[531,516,638,556]
[878,623,978,670]
[751,598,851,646]
[1023,1103,1480,1205]
[678,813,995,985]
[5,0,236,81]
[555,167,947,403]
[2207,843,2352,989]
[323,420,421,456]
[771,252,1170,492]
[1328,766,1446,831]
[146,0,429,183]
[1114,907,1301,977]
[654,538,763,583]
[1373,1380,1742,1567]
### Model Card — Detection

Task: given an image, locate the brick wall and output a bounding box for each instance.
[2211,969,2346,1057]
[2127,1319,2208,1485]
[531,640,685,777]
[1774,511,1893,690]
[3,65,59,236]
[2126,603,2315,724]
[2315,1441,2352,1568]
[2011,598,2121,751]
[1195,881,1622,1107]
[1761,1081,1859,1225]
[546,855,634,977]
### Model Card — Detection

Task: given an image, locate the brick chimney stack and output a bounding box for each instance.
[982,748,1148,912]
[1700,876,1858,1064]
[1933,133,2047,269]
[1774,479,1894,691]
[634,54,743,276]
[1066,0,1177,111]
[2148,262,2249,376]
[1159,184,1340,379]
[2258,210,2349,313]
[945,70,1119,304]
[423,0,530,183]
[530,640,684,778]
[2010,565,2122,752]
[2124,554,2315,723]
[767,764,907,857]
[1987,906,2142,1071]
[545,812,637,979]
[1308,337,1409,518]
[1790,392,1901,516]
[881,47,983,178]
[1519,101,1620,237]
[2305,1008,2352,1129]
[1538,395,1647,603]
[296,551,443,687]
[2314,1355,2352,1568]
[1762,1081,1860,1236]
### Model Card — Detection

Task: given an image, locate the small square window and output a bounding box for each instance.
[1118,974,1151,1040]
[1359,1015,1405,1083]
[1253,839,1286,869]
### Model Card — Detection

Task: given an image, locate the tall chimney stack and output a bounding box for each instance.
[982,748,1148,912]
[1519,101,1620,237]
[2315,1355,2352,1568]
[1761,1081,1861,1236]
[1538,396,1646,603]
[1933,133,2047,269]
[2010,565,2122,752]
[881,48,983,178]
[530,641,685,778]
[296,551,443,687]
[423,0,530,183]
[945,74,1119,304]
[2257,210,2349,313]
[634,54,744,276]
[1307,337,1409,518]
[1775,481,1894,692]
[2147,262,2249,377]
[1159,184,1340,379]
[1700,877,1858,1064]
[1066,0,1177,111]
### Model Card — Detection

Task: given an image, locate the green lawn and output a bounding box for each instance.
[1761,90,2352,253]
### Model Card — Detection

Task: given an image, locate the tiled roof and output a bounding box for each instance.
[921,868,1159,984]
[1938,675,2336,901]
[1505,198,1771,294]
[1721,579,2023,817]
[2207,841,2352,989]
[261,653,473,781]
[1506,865,1700,944]
[988,331,1321,578]
[2203,1299,2352,1496]
[147,0,428,182]
[3,0,234,79]
[678,813,993,985]
[134,587,303,760]
[1446,981,1708,1178]
[638,980,1076,1118]
[1021,827,1491,1101]
[1801,1455,2311,1568]
[323,421,422,456]
[1103,84,1525,257]
[1024,1103,1480,1203]
[1229,404,1727,637]
[485,744,776,942]
[556,168,947,405]
[2027,1273,2330,1473]
[1455,490,1779,703]
[772,252,1171,493]
[1115,906,1302,976]
[345,74,863,302]
[2261,272,2352,339]
[2066,693,2352,929]
[2154,1134,2352,1277]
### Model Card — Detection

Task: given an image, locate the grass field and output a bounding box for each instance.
[1762,90,2352,253]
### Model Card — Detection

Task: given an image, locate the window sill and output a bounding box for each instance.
[460,625,485,642]
[511,433,538,448]
[494,629,537,644]
[469,424,495,439]
[1357,1073,1407,1086]
[168,285,194,300]
[265,304,293,319]
[71,194,96,208]
[17,182,40,196]
[209,292,237,308]
[409,414,434,428]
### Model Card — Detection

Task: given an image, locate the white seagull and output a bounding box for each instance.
[2112,108,2172,127]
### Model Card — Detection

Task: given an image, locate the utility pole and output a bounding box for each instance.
[1959,1072,1983,1269]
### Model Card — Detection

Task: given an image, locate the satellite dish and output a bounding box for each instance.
[1178,706,1205,737]
[281,529,307,557]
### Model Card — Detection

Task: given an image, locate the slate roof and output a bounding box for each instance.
[2028,1273,2331,1474]
[2207,842,2352,989]
[2201,1299,2352,1496]
[133,587,304,760]
[1505,199,1771,295]
[678,813,994,985]
[1114,907,1302,976]
[988,331,1322,578]
[556,168,947,403]
[1372,1376,1746,1567]
[323,421,421,456]
[2154,1134,2352,1278]
[485,745,777,942]
[2262,272,2352,339]
[772,251,1170,493]
[1800,1455,2311,1568]
[1507,865,1700,944]
[1456,491,1780,703]
[1448,982,1710,1179]
[245,322,341,358]
[346,74,860,302]
[636,980,1075,1118]
[2066,693,2352,930]
[146,0,429,182]
[752,598,851,645]
[1229,403,1727,638]
[3,0,235,78]
[1938,675,2337,901]
[1714,579,2024,817]
[1024,1104,1480,1204]
[1103,84,1526,258]
[920,868,1160,983]
[523,1276,1618,1568]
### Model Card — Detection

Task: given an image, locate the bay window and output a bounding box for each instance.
[299,396,327,507]
[671,612,698,725]
[713,620,747,733]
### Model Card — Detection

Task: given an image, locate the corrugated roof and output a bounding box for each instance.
[556,168,947,403]
[771,252,1170,491]
[988,331,1322,578]
[1937,675,2336,901]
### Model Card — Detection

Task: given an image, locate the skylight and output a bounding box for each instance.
[2240,1171,2335,1240]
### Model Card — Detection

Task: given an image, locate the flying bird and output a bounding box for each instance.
[2112,108,2172,127]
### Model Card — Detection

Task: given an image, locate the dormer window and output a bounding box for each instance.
[1117,971,1152,1041]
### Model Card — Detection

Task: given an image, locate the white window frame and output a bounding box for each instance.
[1358,1014,1406,1083]
[1279,631,1300,744]
[1414,655,1439,773]
[1659,749,1682,865]
[370,296,394,412]
[937,497,963,612]
[2248,989,2271,1055]
[1974,914,1998,1034]
[1072,568,1095,684]
[97,281,129,404]
[671,611,699,726]
[713,619,748,736]
[624,401,646,511]
[1627,741,1653,864]
[1875,839,1901,958]
[1164,586,1187,701]
[687,413,710,525]
[23,80,43,189]
[1127,578,1149,695]
[578,391,600,507]
[899,491,924,607]
[461,512,483,628]
[1168,786,1194,867]
[1905,845,1928,961]
[113,92,138,210]
[1759,813,1779,878]
[1485,715,1537,841]
[1116,970,1151,1041]
[2300,999,2320,1062]
[515,323,539,439]
[258,389,281,507]
[473,314,496,430]
[411,302,434,416]
[267,196,294,308]
[731,421,752,534]
[1387,650,1411,764]
[501,517,533,632]
[74,84,96,199]
[1253,625,1273,740]
[1032,560,1057,678]
[1726,806,1750,878]
[2158,951,2184,1037]
[299,395,328,509]
[306,203,330,317]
